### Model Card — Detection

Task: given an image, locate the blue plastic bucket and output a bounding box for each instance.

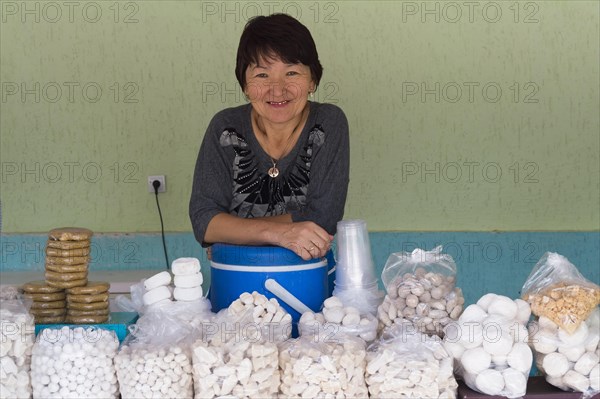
[210,244,329,324]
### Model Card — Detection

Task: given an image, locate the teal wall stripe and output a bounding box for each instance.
[2,232,598,307]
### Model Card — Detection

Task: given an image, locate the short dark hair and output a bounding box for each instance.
[235,14,323,90]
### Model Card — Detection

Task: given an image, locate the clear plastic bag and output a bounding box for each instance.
[191,292,291,399]
[522,252,600,334]
[528,308,600,399]
[278,334,368,398]
[378,246,464,337]
[366,321,457,399]
[115,309,196,399]
[32,326,120,399]
[444,294,533,399]
[0,289,34,399]
[192,332,279,398]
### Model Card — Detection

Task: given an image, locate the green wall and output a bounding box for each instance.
[1,1,598,233]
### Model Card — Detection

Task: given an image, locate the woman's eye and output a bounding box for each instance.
[286,71,299,76]
[255,73,268,78]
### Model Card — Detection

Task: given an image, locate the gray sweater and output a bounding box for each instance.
[189,102,350,246]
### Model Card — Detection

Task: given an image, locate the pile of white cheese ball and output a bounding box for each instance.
[0,303,34,399]
[378,268,464,336]
[299,296,377,342]
[279,335,369,398]
[530,307,600,394]
[115,344,193,399]
[226,291,292,341]
[365,327,457,399]
[192,339,279,398]
[31,326,119,399]
[443,294,533,398]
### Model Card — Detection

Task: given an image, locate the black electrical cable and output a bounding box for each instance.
[153,181,169,269]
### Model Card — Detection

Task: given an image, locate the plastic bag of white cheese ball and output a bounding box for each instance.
[528,307,600,398]
[191,292,291,398]
[192,338,279,398]
[378,246,465,337]
[115,310,195,399]
[298,295,378,343]
[0,290,35,399]
[278,334,368,398]
[32,326,120,399]
[443,293,533,398]
[367,321,457,399]
[221,291,292,343]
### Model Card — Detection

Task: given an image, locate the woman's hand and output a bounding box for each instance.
[272,221,333,260]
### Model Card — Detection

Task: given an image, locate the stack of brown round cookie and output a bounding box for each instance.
[45,227,93,289]
[22,281,66,324]
[66,281,111,324]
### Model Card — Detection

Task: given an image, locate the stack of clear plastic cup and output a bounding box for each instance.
[333,220,383,315]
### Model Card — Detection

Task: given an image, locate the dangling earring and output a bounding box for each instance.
[309,91,314,99]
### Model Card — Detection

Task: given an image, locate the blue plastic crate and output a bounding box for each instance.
[34,312,138,343]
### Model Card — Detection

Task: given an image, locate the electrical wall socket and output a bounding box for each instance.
[148,175,166,193]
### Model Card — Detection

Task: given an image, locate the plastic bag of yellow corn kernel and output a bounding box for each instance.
[522,252,600,334]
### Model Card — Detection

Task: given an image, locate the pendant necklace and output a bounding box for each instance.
[260,109,307,179]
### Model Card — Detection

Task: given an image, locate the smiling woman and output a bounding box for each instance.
[189,14,350,261]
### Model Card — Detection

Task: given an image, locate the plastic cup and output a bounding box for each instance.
[335,219,377,288]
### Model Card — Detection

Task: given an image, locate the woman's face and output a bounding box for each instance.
[245,56,315,127]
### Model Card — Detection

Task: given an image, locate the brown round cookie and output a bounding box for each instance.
[30,300,66,310]
[46,247,90,258]
[47,239,90,250]
[22,281,64,294]
[34,315,65,324]
[45,263,88,273]
[23,292,66,302]
[65,314,109,324]
[67,308,110,317]
[46,255,89,266]
[48,227,93,242]
[67,292,109,304]
[67,301,109,311]
[45,270,88,282]
[46,279,88,289]
[30,307,66,317]
[66,281,110,295]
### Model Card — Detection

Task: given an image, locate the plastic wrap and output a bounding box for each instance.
[444,294,533,398]
[529,307,600,399]
[378,246,464,337]
[278,334,368,398]
[522,252,600,334]
[0,288,34,399]
[366,322,457,399]
[32,326,119,399]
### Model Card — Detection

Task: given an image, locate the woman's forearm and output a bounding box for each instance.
[204,213,332,260]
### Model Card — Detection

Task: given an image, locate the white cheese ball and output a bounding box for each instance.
[475,369,504,395]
